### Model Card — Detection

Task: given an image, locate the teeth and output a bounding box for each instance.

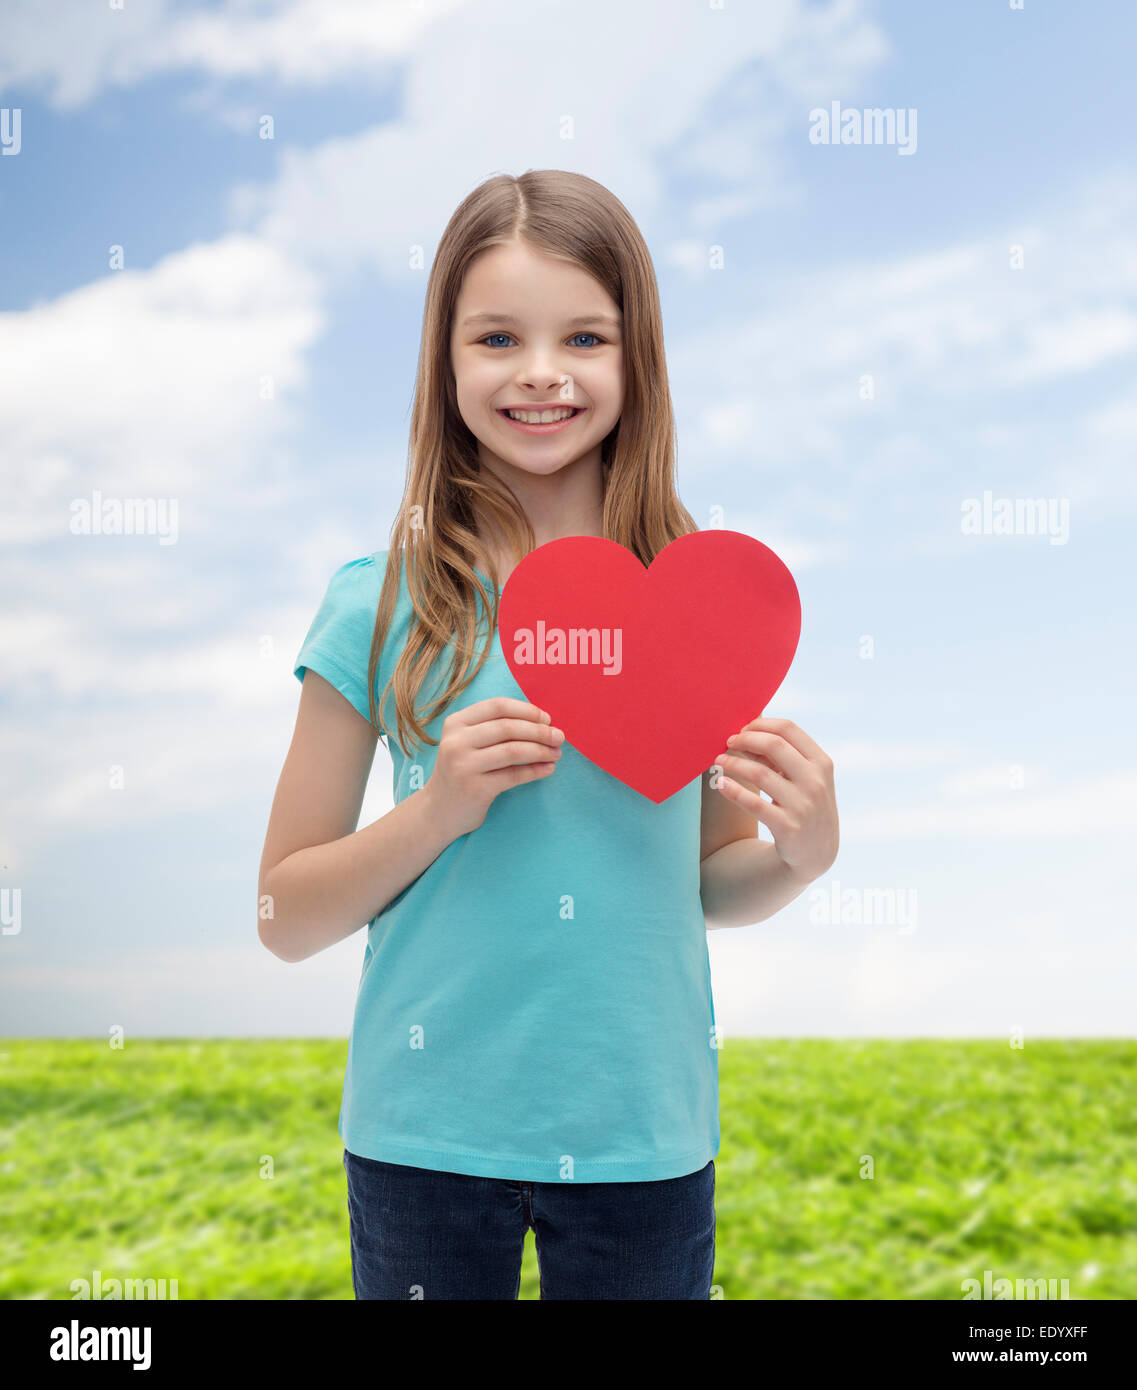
[505,407,576,423]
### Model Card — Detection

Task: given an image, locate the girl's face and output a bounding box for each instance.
[449,238,624,480]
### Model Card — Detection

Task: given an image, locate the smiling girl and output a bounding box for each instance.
[258,169,838,1301]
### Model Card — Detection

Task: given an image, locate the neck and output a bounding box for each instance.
[474,449,607,584]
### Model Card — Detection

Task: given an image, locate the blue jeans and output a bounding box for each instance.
[343,1148,716,1300]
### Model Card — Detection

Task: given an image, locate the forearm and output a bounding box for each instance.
[700,835,813,929]
[259,787,462,963]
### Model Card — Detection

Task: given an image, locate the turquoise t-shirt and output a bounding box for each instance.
[293,550,719,1182]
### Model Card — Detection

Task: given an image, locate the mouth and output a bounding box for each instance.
[497,406,584,435]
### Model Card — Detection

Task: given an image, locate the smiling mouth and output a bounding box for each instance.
[496,406,584,433]
[498,406,582,422]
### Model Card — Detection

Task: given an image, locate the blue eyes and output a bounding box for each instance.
[479,332,604,349]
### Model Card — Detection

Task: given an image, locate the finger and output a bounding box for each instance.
[487,759,559,791]
[452,696,550,728]
[716,775,791,836]
[713,753,801,811]
[467,717,565,750]
[720,746,780,774]
[737,716,831,768]
[727,727,812,782]
[473,739,564,774]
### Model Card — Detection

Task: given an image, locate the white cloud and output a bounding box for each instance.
[1086,392,1137,447]
[707,911,1137,1036]
[1002,308,1137,385]
[0,234,324,543]
[0,0,469,110]
[826,741,959,773]
[670,169,1137,492]
[844,770,1137,838]
[164,0,470,83]
[1,943,367,1036]
[224,0,886,282]
[692,511,845,571]
[0,650,398,831]
[939,765,1044,799]
[1045,383,1137,510]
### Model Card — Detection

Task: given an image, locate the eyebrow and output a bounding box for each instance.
[460,311,622,329]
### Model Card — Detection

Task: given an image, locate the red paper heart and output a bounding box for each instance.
[498,531,801,803]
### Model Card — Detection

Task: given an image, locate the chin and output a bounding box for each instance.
[507,455,579,476]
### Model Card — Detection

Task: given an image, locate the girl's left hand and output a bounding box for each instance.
[713,716,839,882]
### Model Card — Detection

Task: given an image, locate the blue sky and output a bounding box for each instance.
[1,0,1134,1038]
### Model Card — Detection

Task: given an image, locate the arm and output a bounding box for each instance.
[701,764,804,929]
[700,832,813,929]
[700,716,839,929]
[257,670,462,963]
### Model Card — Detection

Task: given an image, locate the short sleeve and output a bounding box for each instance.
[294,553,389,737]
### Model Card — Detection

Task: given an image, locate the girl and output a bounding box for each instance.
[258,169,839,1300]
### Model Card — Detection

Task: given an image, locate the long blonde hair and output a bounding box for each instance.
[368,169,698,755]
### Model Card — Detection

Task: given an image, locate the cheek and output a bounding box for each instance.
[599,357,624,408]
[595,377,624,425]
[578,362,622,414]
[453,355,496,409]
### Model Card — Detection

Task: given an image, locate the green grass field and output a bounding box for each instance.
[1,1039,1132,1300]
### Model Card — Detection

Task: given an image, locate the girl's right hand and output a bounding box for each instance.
[423,696,565,837]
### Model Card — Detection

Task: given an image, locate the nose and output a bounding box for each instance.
[516,364,572,398]
[513,340,571,394]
